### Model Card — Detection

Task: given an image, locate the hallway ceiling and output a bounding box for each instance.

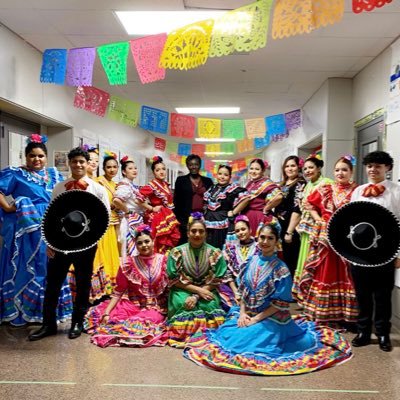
[0,1,400,129]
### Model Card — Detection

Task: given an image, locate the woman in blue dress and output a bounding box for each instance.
[184,223,352,375]
[0,134,72,325]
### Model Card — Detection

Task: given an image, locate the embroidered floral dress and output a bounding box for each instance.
[0,167,72,325]
[84,253,168,347]
[203,183,247,249]
[88,175,120,301]
[113,177,144,259]
[167,243,227,347]
[241,178,282,236]
[292,176,333,301]
[139,179,180,254]
[298,182,359,322]
[183,254,352,375]
[219,238,259,309]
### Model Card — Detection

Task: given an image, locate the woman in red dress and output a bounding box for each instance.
[298,156,358,324]
[138,156,180,254]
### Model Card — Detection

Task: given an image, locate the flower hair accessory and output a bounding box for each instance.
[188,211,205,224]
[306,152,322,161]
[120,155,133,163]
[152,155,163,163]
[133,224,152,238]
[104,150,117,160]
[234,215,250,224]
[27,134,48,144]
[256,216,282,239]
[264,160,270,169]
[298,157,305,168]
[343,154,356,166]
[82,144,99,154]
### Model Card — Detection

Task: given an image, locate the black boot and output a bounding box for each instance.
[377,335,392,352]
[68,322,83,339]
[28,325,57,341]
[351,332,371,347]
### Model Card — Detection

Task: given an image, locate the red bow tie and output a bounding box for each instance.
[362,183,385,198]
[65,179,89,191]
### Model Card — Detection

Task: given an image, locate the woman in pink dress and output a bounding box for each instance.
[236,159,283,236]
[84,225,168,347]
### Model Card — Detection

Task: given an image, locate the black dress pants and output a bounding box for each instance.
[42,246,97,325]
[351,262,395,336]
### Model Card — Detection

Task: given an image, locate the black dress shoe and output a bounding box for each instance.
[28,325,57,341]
[351,332,371,347]
[68,323,83,339]
[377,335,392,352]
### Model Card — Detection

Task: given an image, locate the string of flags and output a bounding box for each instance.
[40,0,392,86]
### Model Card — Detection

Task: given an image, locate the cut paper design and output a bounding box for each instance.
[223,119,245,139]
[180,156,187,166]
[254,133,271,149]
[272,0,313,39]
[108,95,140,127]
[97,42,130,85]
[237,159,247,170]
[140,106,169,134]
[166,141,179,154]
[178,143,192,156]
[159,19,214,70]
[154,137,166,151]
[204,160,214,171]
[170,113,196,138]
[198,118,222,139]
[221,142,236,153]
[312,0,344,29]
[209,0,273,57]
[285,109,302,131]
[40,49,68,84]
[205,143,221,153]
[352,0,392,13]
[236,139,254,153]
[73,86,110,117]
[170,153,181,162]
[266,114,288,142]
[245,118,266,139]
[191,144,205,157]
[66,47,96,87]
[130,33,167,84]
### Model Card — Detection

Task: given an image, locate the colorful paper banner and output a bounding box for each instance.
[66,47,96,87]
[166,141,179,154]
[170,113,196,138]
[222,119,245,139]
[130,33,167,84]
[198,118,222,139]
[266,114,287,141]
[285,109,302,130]
[108,95,140,127]
[140,106,169,134]
[73,86,110,117]
[352,0,391,14]
[191,144,206,157]
[40,49,67,84]
[97,42,130,85]
[154,137,166,151]
[178,143,192,156]
[160,19,214,70]
[245,118,266,139]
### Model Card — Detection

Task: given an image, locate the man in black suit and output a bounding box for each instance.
[173,154,213,244]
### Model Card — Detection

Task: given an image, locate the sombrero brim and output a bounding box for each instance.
[327,201,400,267]
[41,190,110,254]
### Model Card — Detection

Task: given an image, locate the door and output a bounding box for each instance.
[356,117,385,184]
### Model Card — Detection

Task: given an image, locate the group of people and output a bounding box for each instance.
[0,133,399,377]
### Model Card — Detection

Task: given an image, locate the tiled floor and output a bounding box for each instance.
[0,322,399,400]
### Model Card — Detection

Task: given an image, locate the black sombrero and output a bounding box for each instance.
[327,201,400,267]
[41,190,110,254]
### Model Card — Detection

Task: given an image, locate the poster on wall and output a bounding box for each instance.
[387,39,400,125]
[53,150,69,179]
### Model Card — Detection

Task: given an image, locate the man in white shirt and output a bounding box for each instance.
[29,147,110,341]
[350,151,400,352]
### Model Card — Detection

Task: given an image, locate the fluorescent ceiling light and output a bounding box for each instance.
[204,152,234,156]
[195,138,235,142]
[116,11,226,35]
[176,107,240,114]
[211,160,231,163]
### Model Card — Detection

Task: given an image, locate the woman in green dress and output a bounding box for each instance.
[167,212,227,347]
[291,155,332,303]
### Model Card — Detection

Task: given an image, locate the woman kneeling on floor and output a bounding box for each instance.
[84,224,169,347]
[183,222,352,376]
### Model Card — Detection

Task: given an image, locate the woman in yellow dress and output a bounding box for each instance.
[90,152,121,301]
